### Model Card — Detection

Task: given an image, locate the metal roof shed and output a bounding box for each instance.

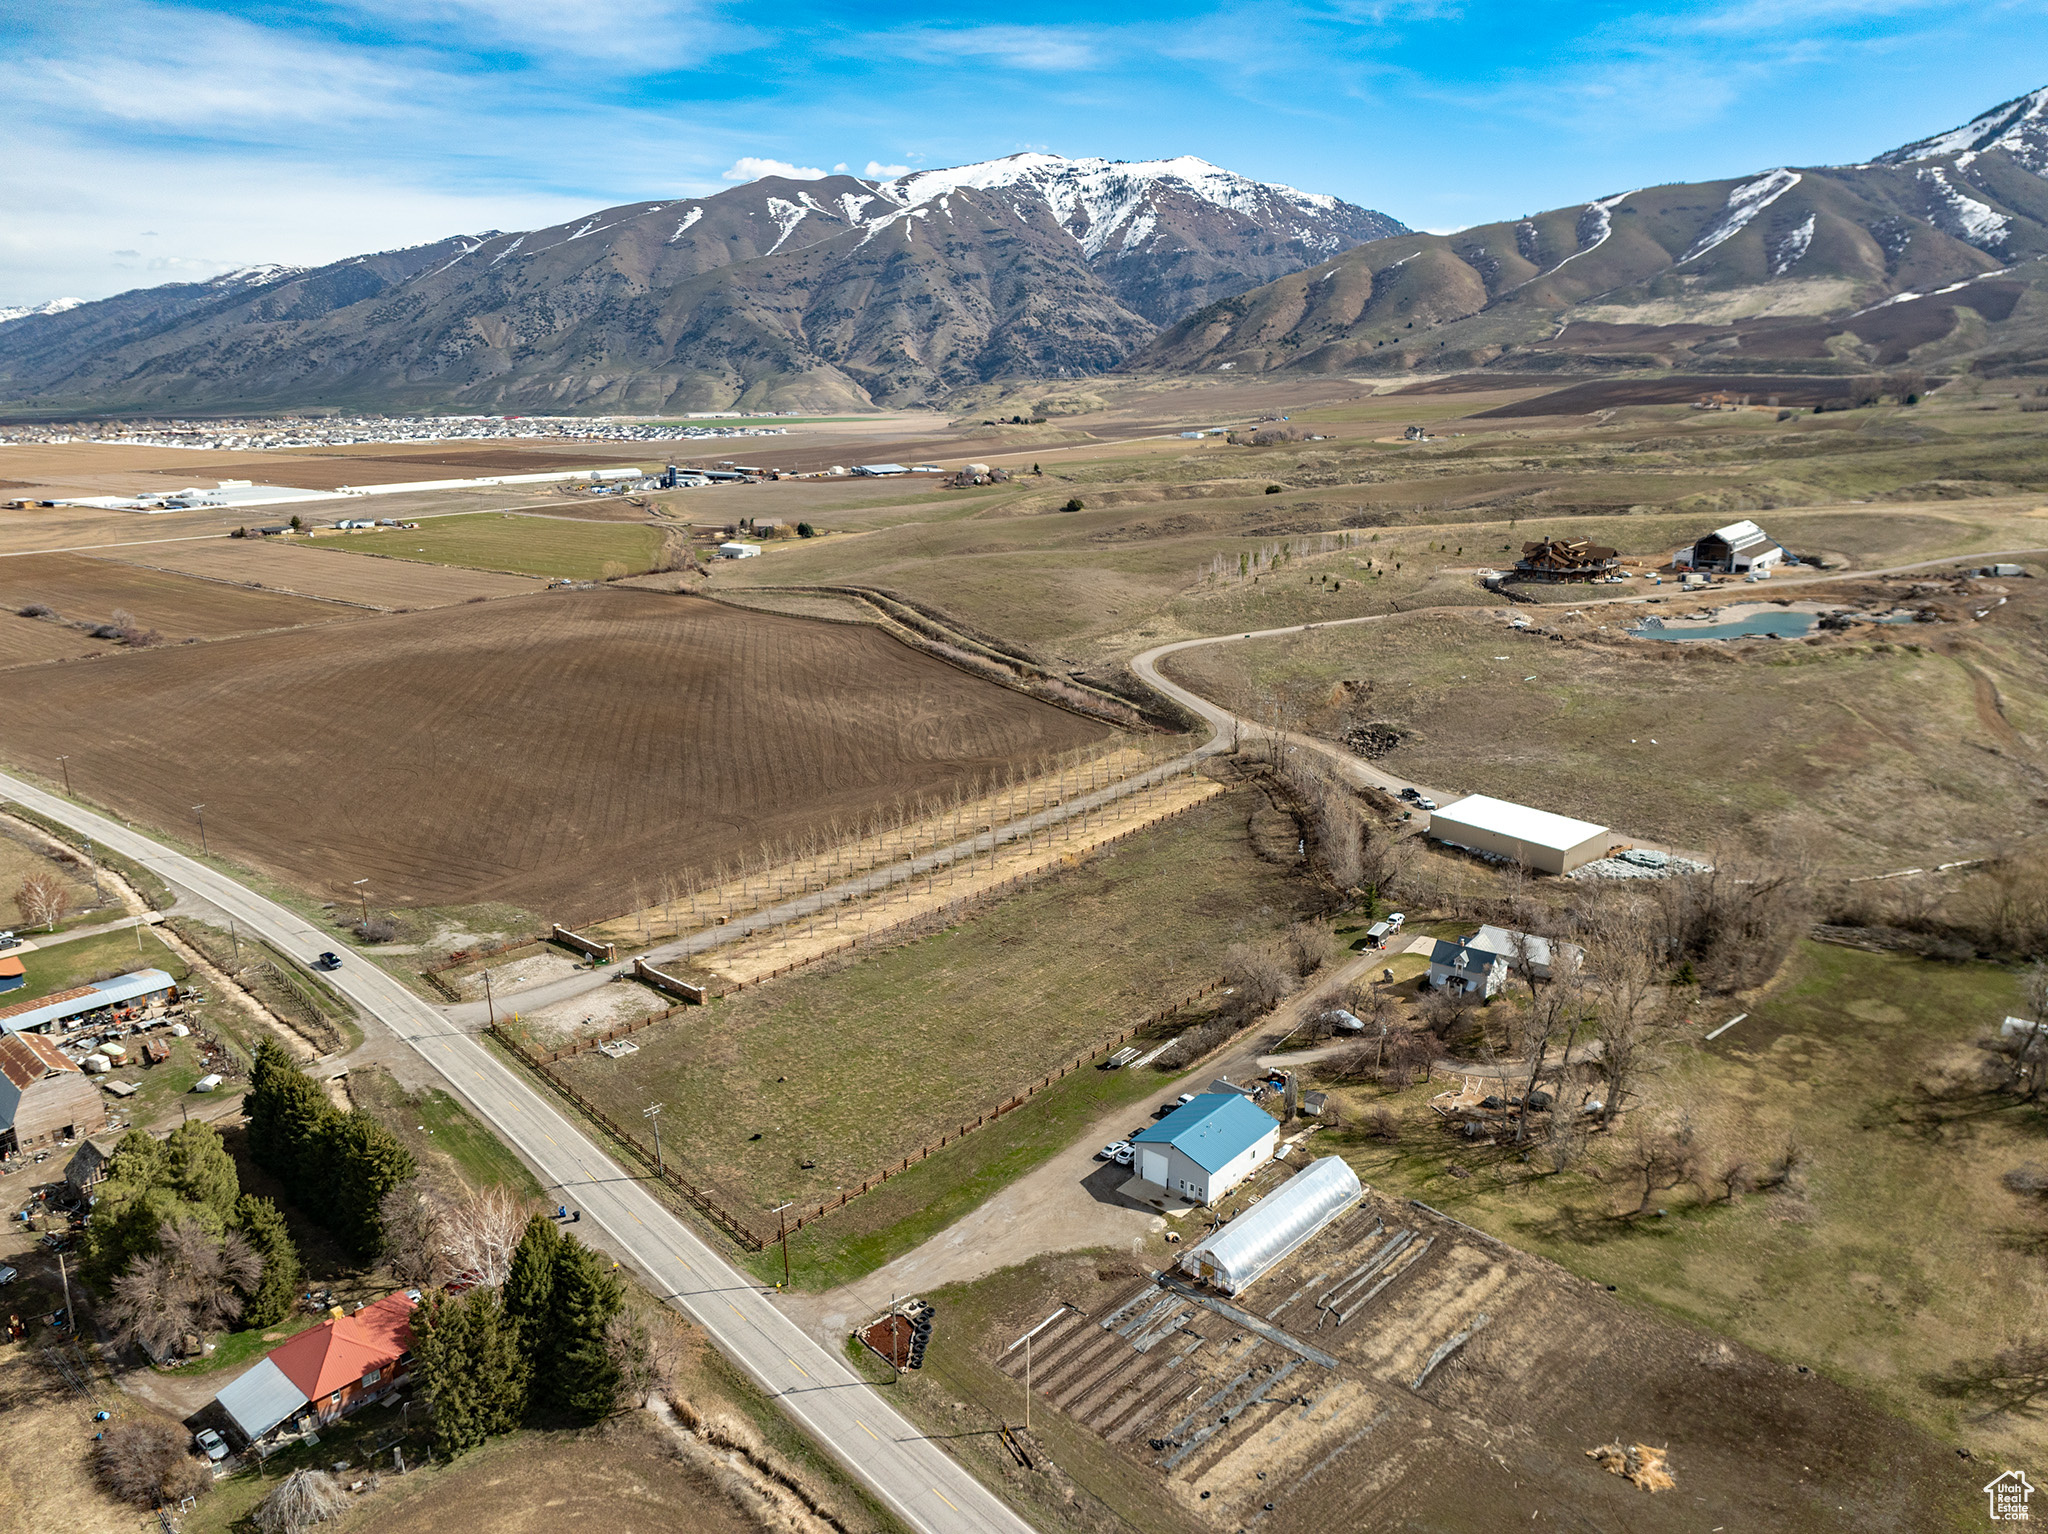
[1177,1156,1362,1296]
[216,1357,307,1443]
[0,968,177,1036]
[1426,794,1610,875]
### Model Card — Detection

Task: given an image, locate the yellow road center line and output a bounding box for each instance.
[856,1419,878,1441]
[931,1488,958,1512]
[787,1357,809,1379]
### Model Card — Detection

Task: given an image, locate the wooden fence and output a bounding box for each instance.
[487,1022,765,1249]
[781,974,1228,1236]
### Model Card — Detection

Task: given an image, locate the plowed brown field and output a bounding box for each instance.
[0,588,1108,916]
[0,552,348,636]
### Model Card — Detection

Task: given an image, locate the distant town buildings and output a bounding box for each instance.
[0,413,798,453]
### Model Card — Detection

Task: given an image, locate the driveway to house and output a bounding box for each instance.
[0,770,1031,1534]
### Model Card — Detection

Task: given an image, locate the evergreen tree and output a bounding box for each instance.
[163,1119,239,1221]
[320,1114,416,1260]
[233,1195,303,1327]
[412,1289,525,1456]
[547,1238,624,1422]
[245,1042,337,1212]
[79,1130,221,1291]
[501,1214,562,1348]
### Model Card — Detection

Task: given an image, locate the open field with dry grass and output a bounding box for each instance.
[1162,573,2048,873]
[110,537,547,608]
[555,788,1310,1253]
[0,588,1107,918]
[1311,940,2042,1477]
[0,610,115,666]
[0,550,348,638]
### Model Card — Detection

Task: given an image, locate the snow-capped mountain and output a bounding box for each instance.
[0,297,85,327]
[1142,87,2048,381]
[0,155,1402,413]
[1877,86,2048,175]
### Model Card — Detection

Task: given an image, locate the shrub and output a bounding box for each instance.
[1265,484,1284,495]
[17,603,54,618]
[1061,497,1085,512]
[96,1414,211,1507]
[797,521,815,537]
[354,917,399,943]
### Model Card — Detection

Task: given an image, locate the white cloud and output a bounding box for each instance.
[864,161,913,179]
[881,25,1102,71]
[722,156,827,181]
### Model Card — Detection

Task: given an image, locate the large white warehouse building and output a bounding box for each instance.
[1426,794,1611,875]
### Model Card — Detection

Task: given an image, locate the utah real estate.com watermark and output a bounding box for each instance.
[1988,1470,2036,1522]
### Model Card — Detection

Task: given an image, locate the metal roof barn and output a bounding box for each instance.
[0,968,177,1036]
[1426,794,1610,875]
[1176,1155,1362,1295]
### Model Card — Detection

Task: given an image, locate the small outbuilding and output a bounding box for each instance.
[1426,794,1610,875]
[0,956,22,994]
[1176,1155,1361,1294]
[1131,1093,1279,1205]
[714,541,762,559]
[1677,519,1784,574]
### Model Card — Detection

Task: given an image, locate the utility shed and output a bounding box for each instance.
[1427,794,1610,875]
[1132,1093,1279,1205]
[0,968,178,1036]
[1177,1156,1362,1295]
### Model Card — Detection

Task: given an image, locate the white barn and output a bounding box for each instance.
[1130,1093,1279,1206]
[1426,794,1610,875]
[1676,520,1785,574]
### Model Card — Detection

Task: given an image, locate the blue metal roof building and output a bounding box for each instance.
[0,968,178,1036]
[1131,1093,1280,1205]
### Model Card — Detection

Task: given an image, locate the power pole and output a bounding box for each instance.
[1025,1332,1032,1434]
[192,804,208,856]
[56,756,71,796]
[482,971,496,1029]
[773,1201,792,1289]
[228,918,242,971]
[56,1251,72,1333]
[83,838,102,903]
[643,1103,664,1176]
[353,879,370,926]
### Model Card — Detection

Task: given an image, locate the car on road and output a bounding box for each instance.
[1176,1092,1196,1106]
[1385,912,1406,931]
[0,1265,16,1285]
[1151,1103,1177,1119]
[314,952,342,970]
[0,931,17,950]
[194,1429,229,1463]
[1415,797,1438,812]
[1397,787,1421,803]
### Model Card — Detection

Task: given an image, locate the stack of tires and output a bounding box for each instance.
[906,1303,934,1370]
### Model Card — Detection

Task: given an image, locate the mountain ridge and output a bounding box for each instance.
[0,154,1402,415]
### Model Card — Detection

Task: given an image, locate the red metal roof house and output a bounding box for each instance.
[214,1292,417,1444]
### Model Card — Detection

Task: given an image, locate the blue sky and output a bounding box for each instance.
[3,0,2045,304]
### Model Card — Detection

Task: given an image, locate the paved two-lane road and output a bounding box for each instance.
[0,770,1030,1534]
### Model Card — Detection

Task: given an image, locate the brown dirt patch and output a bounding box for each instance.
[0,611,113,667]
[110,538,546,608]
[0,588,1108,917]
[0,551,347,639]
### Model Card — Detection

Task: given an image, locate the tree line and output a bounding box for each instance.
[246,1040,417,1259]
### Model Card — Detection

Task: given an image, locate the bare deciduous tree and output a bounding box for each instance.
[1223,942,1295,1016]
[255,1469,351,1534]
[1584,902,1672,1125]
[439,1184,530,1286]
[96,1413,212,1507]
[1621,1128,1700,1216]
[105,1219,262,1361]
[15,872,72,931]
[378,1181,449,1289]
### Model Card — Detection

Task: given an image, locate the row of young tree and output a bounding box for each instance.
[246,1041,417,1259]
[79,1119,303,1358]
[409,1213,626,1455]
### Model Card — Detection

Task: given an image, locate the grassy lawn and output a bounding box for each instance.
[158,1309,325,1379]
[558,789,1314,1246]
[349,1067,541,1197]
[329,512,664,580]
[1319,941,2043,1458]
[11,925,186,1004]
[742,1055,1172,1290]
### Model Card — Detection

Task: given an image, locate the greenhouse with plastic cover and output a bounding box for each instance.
[1176,1156,1363,1295]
